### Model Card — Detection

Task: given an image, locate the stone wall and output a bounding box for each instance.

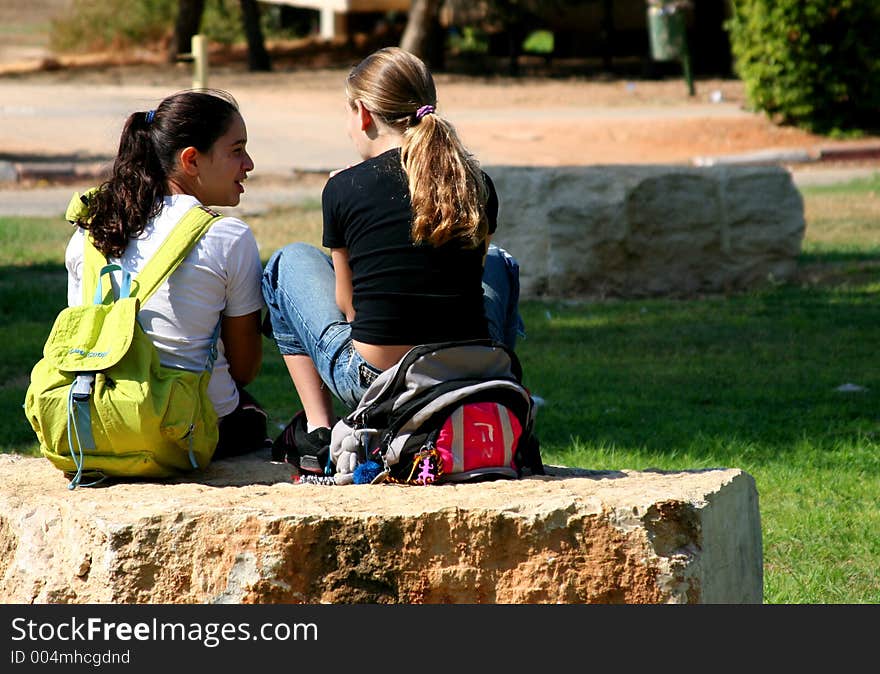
[488,165,805,298]
[0,454,763,604]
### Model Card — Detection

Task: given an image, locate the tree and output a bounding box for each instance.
[239,0,271,71]
[727,0,880,133]
[167,0,271,72]
[400,0,444,67]
[168,0,205,64]
[487,0,531,75]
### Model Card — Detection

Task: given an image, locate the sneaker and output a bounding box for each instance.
[272,411,333,475]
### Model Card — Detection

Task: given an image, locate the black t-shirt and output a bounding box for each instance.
[322,148,499,345]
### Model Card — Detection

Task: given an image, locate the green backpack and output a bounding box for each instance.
[24,194,224,489]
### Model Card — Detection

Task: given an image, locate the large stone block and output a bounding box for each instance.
[488,165,805,298]
[0,454,762,604]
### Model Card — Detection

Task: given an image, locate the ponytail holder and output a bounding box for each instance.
[145,110,156,124]
[415,104,435,121]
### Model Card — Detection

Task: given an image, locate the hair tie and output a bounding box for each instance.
[145,110,156,124]
[415,104,435,121]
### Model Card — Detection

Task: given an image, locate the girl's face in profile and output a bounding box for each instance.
[194,112,254,207]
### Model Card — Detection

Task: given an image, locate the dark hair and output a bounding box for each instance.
[346,47,488,249]
[77,89,240,258]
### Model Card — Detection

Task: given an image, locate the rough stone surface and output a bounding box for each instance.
[0,453,762,604]
[488,164,805,298]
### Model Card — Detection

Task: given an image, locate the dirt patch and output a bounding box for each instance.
[2,0,879,167]
[6,55,878,169]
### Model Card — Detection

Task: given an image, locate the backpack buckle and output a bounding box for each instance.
[71,374,95,401]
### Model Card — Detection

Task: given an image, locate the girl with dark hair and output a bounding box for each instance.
[65,89,269,458]
[262,47,524,463]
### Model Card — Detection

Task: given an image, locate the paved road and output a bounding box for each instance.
[1,69,877,217]
[1,76,361,176]
[1,74,761,172]
[0,177,326,218]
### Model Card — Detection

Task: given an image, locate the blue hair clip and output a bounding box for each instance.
[145,109,156,124]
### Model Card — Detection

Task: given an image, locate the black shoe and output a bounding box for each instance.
[214,388,272,460]
[272,411,332,475]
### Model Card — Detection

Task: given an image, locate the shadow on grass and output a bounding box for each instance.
[0,263,67,454]
[516,255,880,467]
[4,256,879,471]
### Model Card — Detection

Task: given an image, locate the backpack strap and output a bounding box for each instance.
[66,204,224,489]
[128,204,223,303]
[80,203,222,306]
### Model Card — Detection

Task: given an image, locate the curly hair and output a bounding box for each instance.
[76,89,240,258]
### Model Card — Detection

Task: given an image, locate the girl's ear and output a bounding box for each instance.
[354,100,373,132]
[178,146,200,176]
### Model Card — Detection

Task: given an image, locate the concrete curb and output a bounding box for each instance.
[693,143,880,167]
[0,158,330,186]
[3,144,880,187]
[0,160,110,184]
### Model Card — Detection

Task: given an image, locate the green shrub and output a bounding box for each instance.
[522,29,553,55]
[448,26,489,55]
[726,0,880,135]
[49,0,290,54]
[50,0,176,53]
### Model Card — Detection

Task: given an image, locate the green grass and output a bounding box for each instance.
[3,175,880,604]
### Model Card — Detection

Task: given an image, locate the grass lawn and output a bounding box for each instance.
[2,174,879,604]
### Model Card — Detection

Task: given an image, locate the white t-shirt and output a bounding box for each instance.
[65,194,265,418]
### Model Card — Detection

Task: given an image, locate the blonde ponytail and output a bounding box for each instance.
[346,47,490,249]
[401,111,488,248]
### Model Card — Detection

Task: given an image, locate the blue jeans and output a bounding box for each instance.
[261,242,525,410]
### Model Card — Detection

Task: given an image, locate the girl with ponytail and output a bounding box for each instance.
[263,47,524,464]
[66,89,270,459]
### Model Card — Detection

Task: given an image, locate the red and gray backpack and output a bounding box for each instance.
[325,340,544,485]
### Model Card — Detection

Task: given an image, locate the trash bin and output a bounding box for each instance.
[647,0,689,61]
[646,0,694,96]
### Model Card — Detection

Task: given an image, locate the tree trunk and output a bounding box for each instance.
[400,0,443,66]
[506,20,528,76]
[168,0,205,64]
[240,0,272,71]
[600,0,615,71]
